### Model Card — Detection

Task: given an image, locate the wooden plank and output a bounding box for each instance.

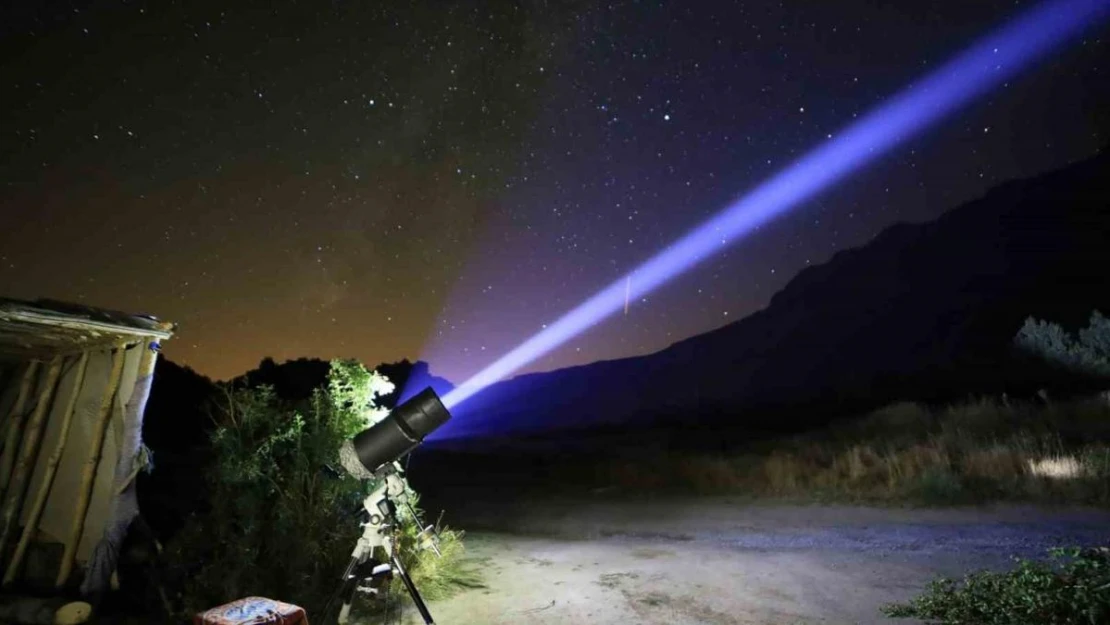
[0,355,63,562]
[56,345,126,589]
[4,351,90,585]
[0,310,173,340]
[0,362,40,493]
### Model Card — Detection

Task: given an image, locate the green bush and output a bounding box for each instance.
[882,547,1110,624]
[162,360,473,621]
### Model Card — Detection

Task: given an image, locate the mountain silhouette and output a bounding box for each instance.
[440,148,1110,444]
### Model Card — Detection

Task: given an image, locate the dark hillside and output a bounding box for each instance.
[447,149,1110,443]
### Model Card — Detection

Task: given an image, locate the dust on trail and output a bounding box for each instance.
[384,500,1110,625]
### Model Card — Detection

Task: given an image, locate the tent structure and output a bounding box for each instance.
[0,298,174,594]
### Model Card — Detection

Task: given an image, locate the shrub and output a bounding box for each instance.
[881,547,1110,624]
[162,360,473,621]
[1015,310,1110,378]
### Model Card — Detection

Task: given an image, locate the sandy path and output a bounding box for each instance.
[383,497,1110,625]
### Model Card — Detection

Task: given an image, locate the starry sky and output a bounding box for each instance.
[1,1,1107,383]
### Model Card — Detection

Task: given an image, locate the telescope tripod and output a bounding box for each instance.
[336,469,435,625]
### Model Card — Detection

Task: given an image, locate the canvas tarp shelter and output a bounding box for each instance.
[0,298,173,593]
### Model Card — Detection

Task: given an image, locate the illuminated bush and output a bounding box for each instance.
[163,360,471,620]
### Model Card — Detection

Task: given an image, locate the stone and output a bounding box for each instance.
[53,602,92,625]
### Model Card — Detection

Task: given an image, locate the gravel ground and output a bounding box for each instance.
[379,497,1110,625]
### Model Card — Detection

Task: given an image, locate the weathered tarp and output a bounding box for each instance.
[80,341,158,597]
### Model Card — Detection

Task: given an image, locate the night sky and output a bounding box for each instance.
[1,1,1106,384]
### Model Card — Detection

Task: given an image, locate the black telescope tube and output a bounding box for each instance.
[351,387,451,473]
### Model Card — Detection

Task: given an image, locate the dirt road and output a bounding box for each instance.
[394,496,1110,624]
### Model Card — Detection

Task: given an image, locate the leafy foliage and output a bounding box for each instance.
[326,359,394,436]
[882,547,1110,625]
[162,360,472,621]
[1015,310,1110,378]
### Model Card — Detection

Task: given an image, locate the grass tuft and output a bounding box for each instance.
[402,525,487,601]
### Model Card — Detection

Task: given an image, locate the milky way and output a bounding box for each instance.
[1,1,1106,382]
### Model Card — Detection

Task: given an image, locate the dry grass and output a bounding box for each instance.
[351,525,486,623]
[599,395,1110,506]
[1027,455,1085,479]
[404,526,486,600]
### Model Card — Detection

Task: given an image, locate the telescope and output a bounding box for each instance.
[329,387,452,625]
[338,386,451,479]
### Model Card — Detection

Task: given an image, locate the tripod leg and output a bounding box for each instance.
[337,572,359,625]
[391,554,435,625]
[334,553,367,625]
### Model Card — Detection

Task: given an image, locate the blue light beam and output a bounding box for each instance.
[441,0,1109,412]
